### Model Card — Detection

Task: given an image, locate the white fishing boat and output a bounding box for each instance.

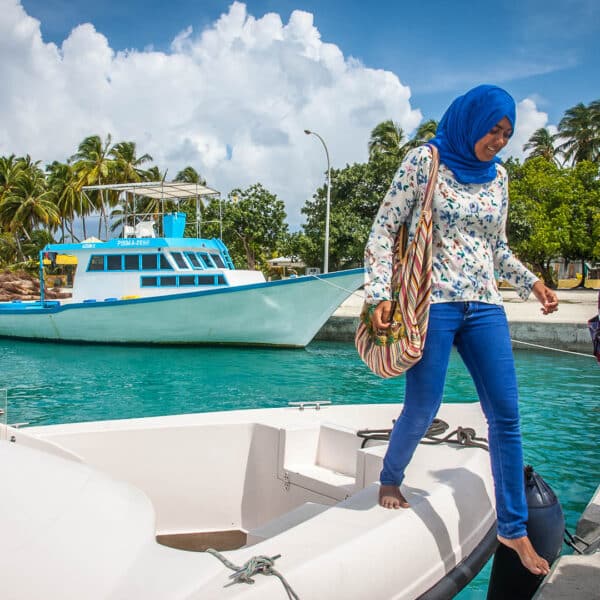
[0,402,497,599]
[0,182,363,347]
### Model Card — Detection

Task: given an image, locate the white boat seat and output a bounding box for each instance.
[134,221,156,238]
[278,423,370,501]
[123,222,156,238]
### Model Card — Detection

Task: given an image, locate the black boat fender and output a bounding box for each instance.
[487,465,565,600]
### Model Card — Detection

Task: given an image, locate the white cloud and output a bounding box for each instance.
[0,0,421,228]
[503,97,551,160]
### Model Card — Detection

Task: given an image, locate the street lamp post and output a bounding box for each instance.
[304,129,331,274]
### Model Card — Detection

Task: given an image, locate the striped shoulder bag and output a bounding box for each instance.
[355,145,439,379]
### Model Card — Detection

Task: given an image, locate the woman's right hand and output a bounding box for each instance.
[371,300,393,330]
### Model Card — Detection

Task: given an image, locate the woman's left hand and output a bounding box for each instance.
[532,280,559,315]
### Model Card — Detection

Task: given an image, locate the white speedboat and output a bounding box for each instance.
[0,182,363,347]
[0,402,497,599]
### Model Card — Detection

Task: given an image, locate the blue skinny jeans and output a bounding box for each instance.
[380,301,527,539]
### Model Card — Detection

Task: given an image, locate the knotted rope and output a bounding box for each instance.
[421,424,489,451]
[206,548,300,599]
[357,418,489,451]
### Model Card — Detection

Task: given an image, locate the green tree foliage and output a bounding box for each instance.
[300,160,391,270]
[0,157,59,263]
[508,157,600,287]
[202,183,288,270]
[556,101,600,164]
[109,141,153,183]
[523,127,561,165]
[367,119,407,176]
[175,166,206,185]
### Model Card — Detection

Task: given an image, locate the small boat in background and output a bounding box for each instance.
[0,402,497,599]
[0,182,363,347]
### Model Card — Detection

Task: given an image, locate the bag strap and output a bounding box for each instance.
[392,145,439,261]
[422,144,439,213]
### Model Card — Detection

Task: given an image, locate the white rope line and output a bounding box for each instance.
[511,338,595,358]
[309,274,364,296]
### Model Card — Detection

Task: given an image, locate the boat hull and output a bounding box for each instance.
[1,403,496,600]
[0,269,364,347]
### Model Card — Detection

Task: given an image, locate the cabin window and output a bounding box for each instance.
[124,255,139,270]
[159,254,173,270]
[107,255,122,271]
[160,276,177,286]
[141,277,157,287]
[170,252,188,269]
[197,275,215,285]
[185,252,203,269]
[141,254,158,270]
[88,255,105,271]
[179,275,196,286]
[198,252,215,268]
[211,254,226,268]
[217,275,226,285]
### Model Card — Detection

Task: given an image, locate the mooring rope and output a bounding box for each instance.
[308,274,363,297]
[205,548,300,599]
[357,418,489,451]
[420,425,489,451]
[510,338,595,358]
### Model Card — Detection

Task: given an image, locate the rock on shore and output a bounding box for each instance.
[0,270,71,301]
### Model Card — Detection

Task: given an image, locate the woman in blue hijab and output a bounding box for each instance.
[364,85,558,576]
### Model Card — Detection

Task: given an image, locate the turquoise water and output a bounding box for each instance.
[1,339,598,598]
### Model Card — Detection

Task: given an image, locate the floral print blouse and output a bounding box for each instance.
[364,145,538,305]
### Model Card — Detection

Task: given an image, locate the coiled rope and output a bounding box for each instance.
[357,418,489,451]
[205,548,300,599]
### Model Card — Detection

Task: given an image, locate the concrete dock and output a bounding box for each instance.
[317,288,599,355]
[533,485,600,600]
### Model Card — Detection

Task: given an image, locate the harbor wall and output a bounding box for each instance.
[315,289,598,354]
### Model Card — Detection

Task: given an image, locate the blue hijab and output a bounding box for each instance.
[429,85,516,184]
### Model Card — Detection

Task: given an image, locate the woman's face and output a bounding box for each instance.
[474,117,513,162]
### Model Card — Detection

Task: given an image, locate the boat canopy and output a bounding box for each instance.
[82,181,220,201]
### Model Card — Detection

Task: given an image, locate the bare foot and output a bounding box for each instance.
[497,535,550,576]
[379,485,409,509]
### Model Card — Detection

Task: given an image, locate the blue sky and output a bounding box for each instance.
[3,0,599,226]
[20,0,599,124]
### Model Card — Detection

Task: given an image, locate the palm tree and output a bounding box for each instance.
[173,167,208,234]
[144,166,164,182]
[368,120,407,164]
[109,141,153,183]
[523,128,560,165]
[46,161,93,242]
[0,154,24,199]
[556,101,600,164]
[0,162,59,261]
[174,166,206,185]
[71,134,116,238]
[403,119,439,152]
